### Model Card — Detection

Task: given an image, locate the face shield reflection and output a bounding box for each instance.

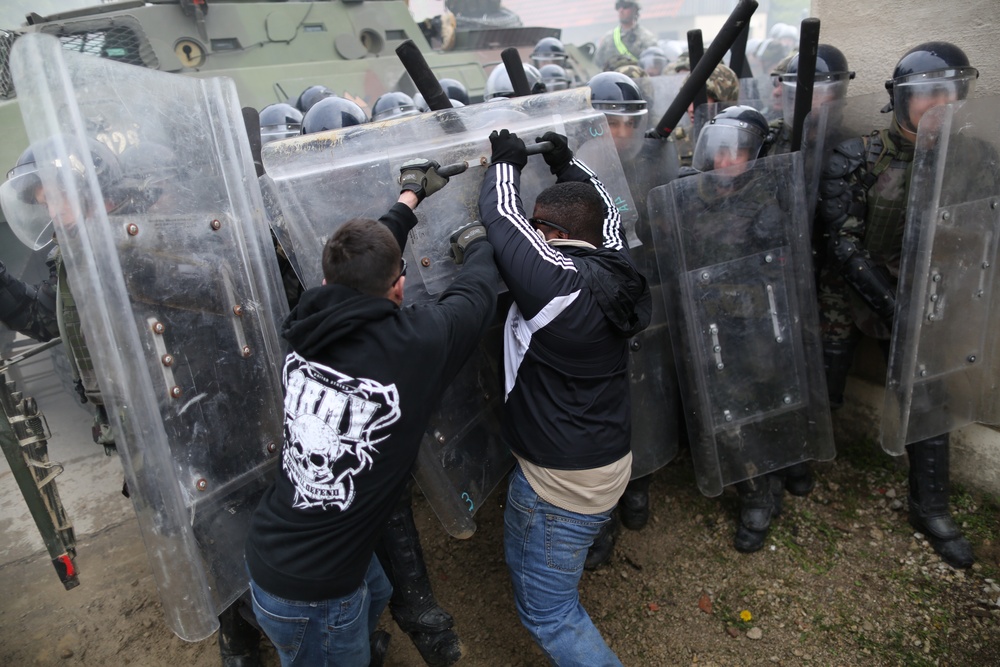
[603,111,647,160]
[780,75,851,128]
[692,124,763,174]
[261,124,303,145]
[892,68,978,134]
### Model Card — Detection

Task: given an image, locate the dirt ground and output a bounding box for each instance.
[2,436,1000,667]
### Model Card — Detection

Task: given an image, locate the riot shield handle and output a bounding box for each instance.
[790,18,821,153]
[501,48,533,97]
[649,0,759,138]
[525,141,554,155]
[437,161,470,178]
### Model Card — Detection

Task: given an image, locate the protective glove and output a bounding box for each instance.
[399,158,449,201]
[536,131,573,175]
[449,222,488,265]
[489,129,527,169]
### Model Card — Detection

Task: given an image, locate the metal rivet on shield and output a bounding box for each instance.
[764,254,774,263]
[266,442,277,454]
[775,336,784,343]
[709,324,718,334]
[716,362,725,370]
[196,478,208,491]
[161,354,174,367]
[930,294,938,302]
[233,304,244,317]
[782,395,792,404]
[630,339,641,351]
[152,321,165,334]
[968,355,977,363]
[983,261,991,269]
[919,366,928,377]
[421,257,431,267]
[723,410,733,422]
[928,313,936,321]
[210,219,222,231]
[435,430,446,444]
[242,346,252,357]
[941,211,950,221]
[701,271,710,281]
[932,273,941,282]
[170,385,182,398]
[126,223,139,236]
[991,200,998,210]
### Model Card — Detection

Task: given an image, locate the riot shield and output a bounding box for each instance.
[648,152,835,497]
[9,34,288,641]
[640,74,686,132]
[262,87,638,537]
[882,98,1000,454]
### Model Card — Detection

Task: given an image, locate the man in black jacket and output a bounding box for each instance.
[480,130,650,665]
[245,161,498,667]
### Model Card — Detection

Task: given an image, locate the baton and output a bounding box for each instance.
[729,21,752,78]
[687,30,707,113]
[437,161,470,178]
[649,0,759,138]
[395,39,454,113]
[790,18,820,153]
[501,48,533,97]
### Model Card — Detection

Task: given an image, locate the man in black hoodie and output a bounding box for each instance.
[245,162,498,667]
[479,130,650,665]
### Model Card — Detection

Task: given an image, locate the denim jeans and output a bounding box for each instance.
[504,464,623,666]
[248,554,392,667]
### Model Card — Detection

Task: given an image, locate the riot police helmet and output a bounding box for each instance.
[484,63,542,101]
[531,37,567,69]
[301,97,368,134]
[371,91,420,121]
[638,46,668,77]
[259,103,304,144]
[438,78,470,105]
[540,64,571,92]
[884,41,978,134]
[295,85,336,114]
[778,44,855,127]
[587,71,647,116]
[1,136,123,249]
[692,105,769,173]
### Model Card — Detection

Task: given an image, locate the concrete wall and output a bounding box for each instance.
[812,0,1000,97]
[812,0,1000,498]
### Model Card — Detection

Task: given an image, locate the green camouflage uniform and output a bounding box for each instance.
[671,64,740,167]
[594,23,658,71]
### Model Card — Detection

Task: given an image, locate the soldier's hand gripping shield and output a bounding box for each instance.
[8,34,288,641]
[882,97,1000,454]
[261,87,637,538]
[647,152,835,496]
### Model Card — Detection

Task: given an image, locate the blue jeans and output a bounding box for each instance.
[504,464,623,666]
[248,554,392,667]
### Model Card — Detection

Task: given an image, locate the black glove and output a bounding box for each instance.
[449,222,488,264]
[399,158,449,201]
[489,129,527,169]
[536,131,573,175]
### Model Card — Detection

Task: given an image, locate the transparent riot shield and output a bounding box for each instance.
[648,152,835,496]
[641,74,686,132]
[882,98,1000,454]
[262,87,637,537]
[9,34,287,641]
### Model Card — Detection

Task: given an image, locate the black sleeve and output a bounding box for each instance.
[0,259,59,342]
[378,202,419,252]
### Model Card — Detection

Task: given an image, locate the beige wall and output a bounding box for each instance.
[812,0,1000,98]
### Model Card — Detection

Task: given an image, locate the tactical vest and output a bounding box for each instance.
[858,128,915,273]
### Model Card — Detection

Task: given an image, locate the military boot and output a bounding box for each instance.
[584,513,620,570]
[620,474,651,531]
[906,435,974,569]
[782,461,815,497]
[823,338,858,410]
[217,601,262,667]
[375,491,463,667]
[734,474,784,553]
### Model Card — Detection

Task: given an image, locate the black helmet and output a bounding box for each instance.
[539,64,571,92]
[371,92,419,121]
[531,37,567,69]
[692,105,768,173]
[484,63,542,101]
[259,103,304,144]
[638,46,668,76]
[1,136,123,249]
[437,78,470,105]
[884,41,978,133]
[587,71,647,116]
[301,97,368,134]
[779,44,855,127]
[295,85,336,114]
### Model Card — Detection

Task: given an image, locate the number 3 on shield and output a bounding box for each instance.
[590,126,604,137]
[461,492,474,512]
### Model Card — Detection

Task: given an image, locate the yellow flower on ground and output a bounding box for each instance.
[740,610,752,622]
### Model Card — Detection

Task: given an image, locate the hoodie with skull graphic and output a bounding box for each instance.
[245,202,498,602]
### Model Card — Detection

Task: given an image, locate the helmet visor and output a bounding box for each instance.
[780,75,851,128]
[1,165,54,250]
[261,123,302,145]
[692,123,764,173]
[531,54,567,69]
[604,112,647,160]
[892,67,978,133]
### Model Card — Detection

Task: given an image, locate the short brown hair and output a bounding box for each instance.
[534,182,605,246]
[322,219,401,297]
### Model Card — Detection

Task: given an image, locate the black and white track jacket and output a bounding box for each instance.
[479,158,650,471]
